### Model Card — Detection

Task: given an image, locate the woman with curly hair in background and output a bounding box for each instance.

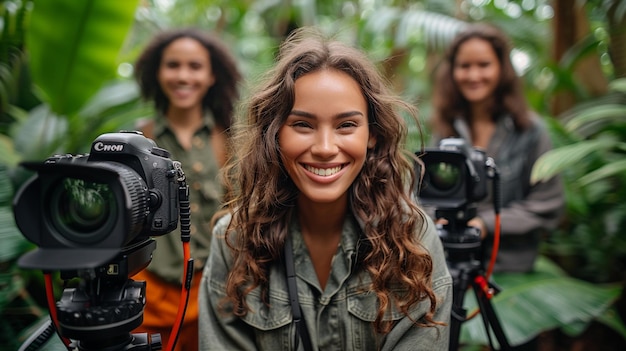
[133,27,241,351]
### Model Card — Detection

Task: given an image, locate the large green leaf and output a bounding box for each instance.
[0,206,25,262]
[459,257,623,347]
[531,138,618,183]
[26,0,139,116]
[0,133,20,167]
[579,158,626,185]
[67,79,151,153]
[609,78,626,93]
[564,104,626,137]
[0,164,27,263]
[11,104,68,161]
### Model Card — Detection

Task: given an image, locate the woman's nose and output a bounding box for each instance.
[176,67,192,81]
[467,67,480,81]
[311,129,339,158]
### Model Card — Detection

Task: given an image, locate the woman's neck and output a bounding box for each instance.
[165,106,204,149]
[296,196,347,291]
[469,101,496,149]
[469,99,493,123]
[297,197,347,240]
[166,105,204,127]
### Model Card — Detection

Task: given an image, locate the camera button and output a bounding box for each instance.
[151,147,170,158]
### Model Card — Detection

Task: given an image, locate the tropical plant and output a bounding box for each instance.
[532,78,626,284]
[461,256,625,348]
[0,0,145,349]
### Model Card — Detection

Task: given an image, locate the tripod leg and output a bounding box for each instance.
[472,276,511,350]
[448,268,472,351]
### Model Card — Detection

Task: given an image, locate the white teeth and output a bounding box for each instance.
[305,165,342,176]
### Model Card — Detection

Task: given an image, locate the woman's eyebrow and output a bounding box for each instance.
[289,110,365,119]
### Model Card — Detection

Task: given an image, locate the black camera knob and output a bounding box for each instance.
[151,147,170,158]
[149,190,162,209]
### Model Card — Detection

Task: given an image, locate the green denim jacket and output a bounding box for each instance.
[199,211,452,350]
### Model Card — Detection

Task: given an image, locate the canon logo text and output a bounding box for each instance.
[94,142,124,152]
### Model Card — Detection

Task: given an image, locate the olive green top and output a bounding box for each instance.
[146,113,223,284]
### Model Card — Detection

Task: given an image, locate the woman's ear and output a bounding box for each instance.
[367,135,377,149]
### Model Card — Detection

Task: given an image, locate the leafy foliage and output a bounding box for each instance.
[0,0,143,348]
[532,79,626,283]
[460,257,624,347]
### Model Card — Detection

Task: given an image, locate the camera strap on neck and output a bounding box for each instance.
[285,235,314,351]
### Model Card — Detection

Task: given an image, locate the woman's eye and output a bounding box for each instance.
[190,62,204,70]
[292,121,312,128]
[339,121,358,129]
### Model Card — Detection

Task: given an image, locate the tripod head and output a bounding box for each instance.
[434,205,483,266]
[55,239,161,351]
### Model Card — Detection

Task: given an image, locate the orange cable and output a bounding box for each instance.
[165,241,192,351]
[485,213,501,279]
[44,273,71,348]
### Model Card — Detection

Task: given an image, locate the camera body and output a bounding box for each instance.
[417,138,489,210]
[13,131,180,270]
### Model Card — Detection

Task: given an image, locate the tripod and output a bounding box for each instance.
[436,208,511,351]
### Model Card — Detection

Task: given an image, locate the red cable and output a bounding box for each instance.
[44,273,71,348]
[165,241,192,351]
[485,213,501,279]
[466,213,501,320]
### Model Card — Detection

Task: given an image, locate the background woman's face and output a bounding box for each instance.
[157,37,215,112]
[452,38,501,106]
[278,69,374,207]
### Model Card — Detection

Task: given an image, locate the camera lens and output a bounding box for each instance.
[427,162,460,191]
[49,177,117,243]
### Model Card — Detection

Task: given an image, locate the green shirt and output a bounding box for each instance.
[147,113,223,283]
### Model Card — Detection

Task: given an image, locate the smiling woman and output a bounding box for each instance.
[132,27,241,351]
[429,22,564,275]
[198,27,453,351]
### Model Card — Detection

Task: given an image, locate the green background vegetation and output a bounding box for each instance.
[1,0,625,349]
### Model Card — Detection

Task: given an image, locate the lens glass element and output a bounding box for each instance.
[427,162,460,191]
[50,177,117,243]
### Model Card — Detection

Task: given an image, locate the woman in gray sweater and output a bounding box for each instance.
[429,23,564,273]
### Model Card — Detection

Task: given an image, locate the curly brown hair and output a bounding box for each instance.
[134,27,241,130]
[217,27,440,334]
[431,23,530,137]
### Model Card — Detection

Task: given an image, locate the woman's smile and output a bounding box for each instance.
[303,163,346,177]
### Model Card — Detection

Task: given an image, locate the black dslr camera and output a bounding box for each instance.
[14,130,180,270]
[416,138,497,261]
[13,131,183,350]
[418,138,489,210]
